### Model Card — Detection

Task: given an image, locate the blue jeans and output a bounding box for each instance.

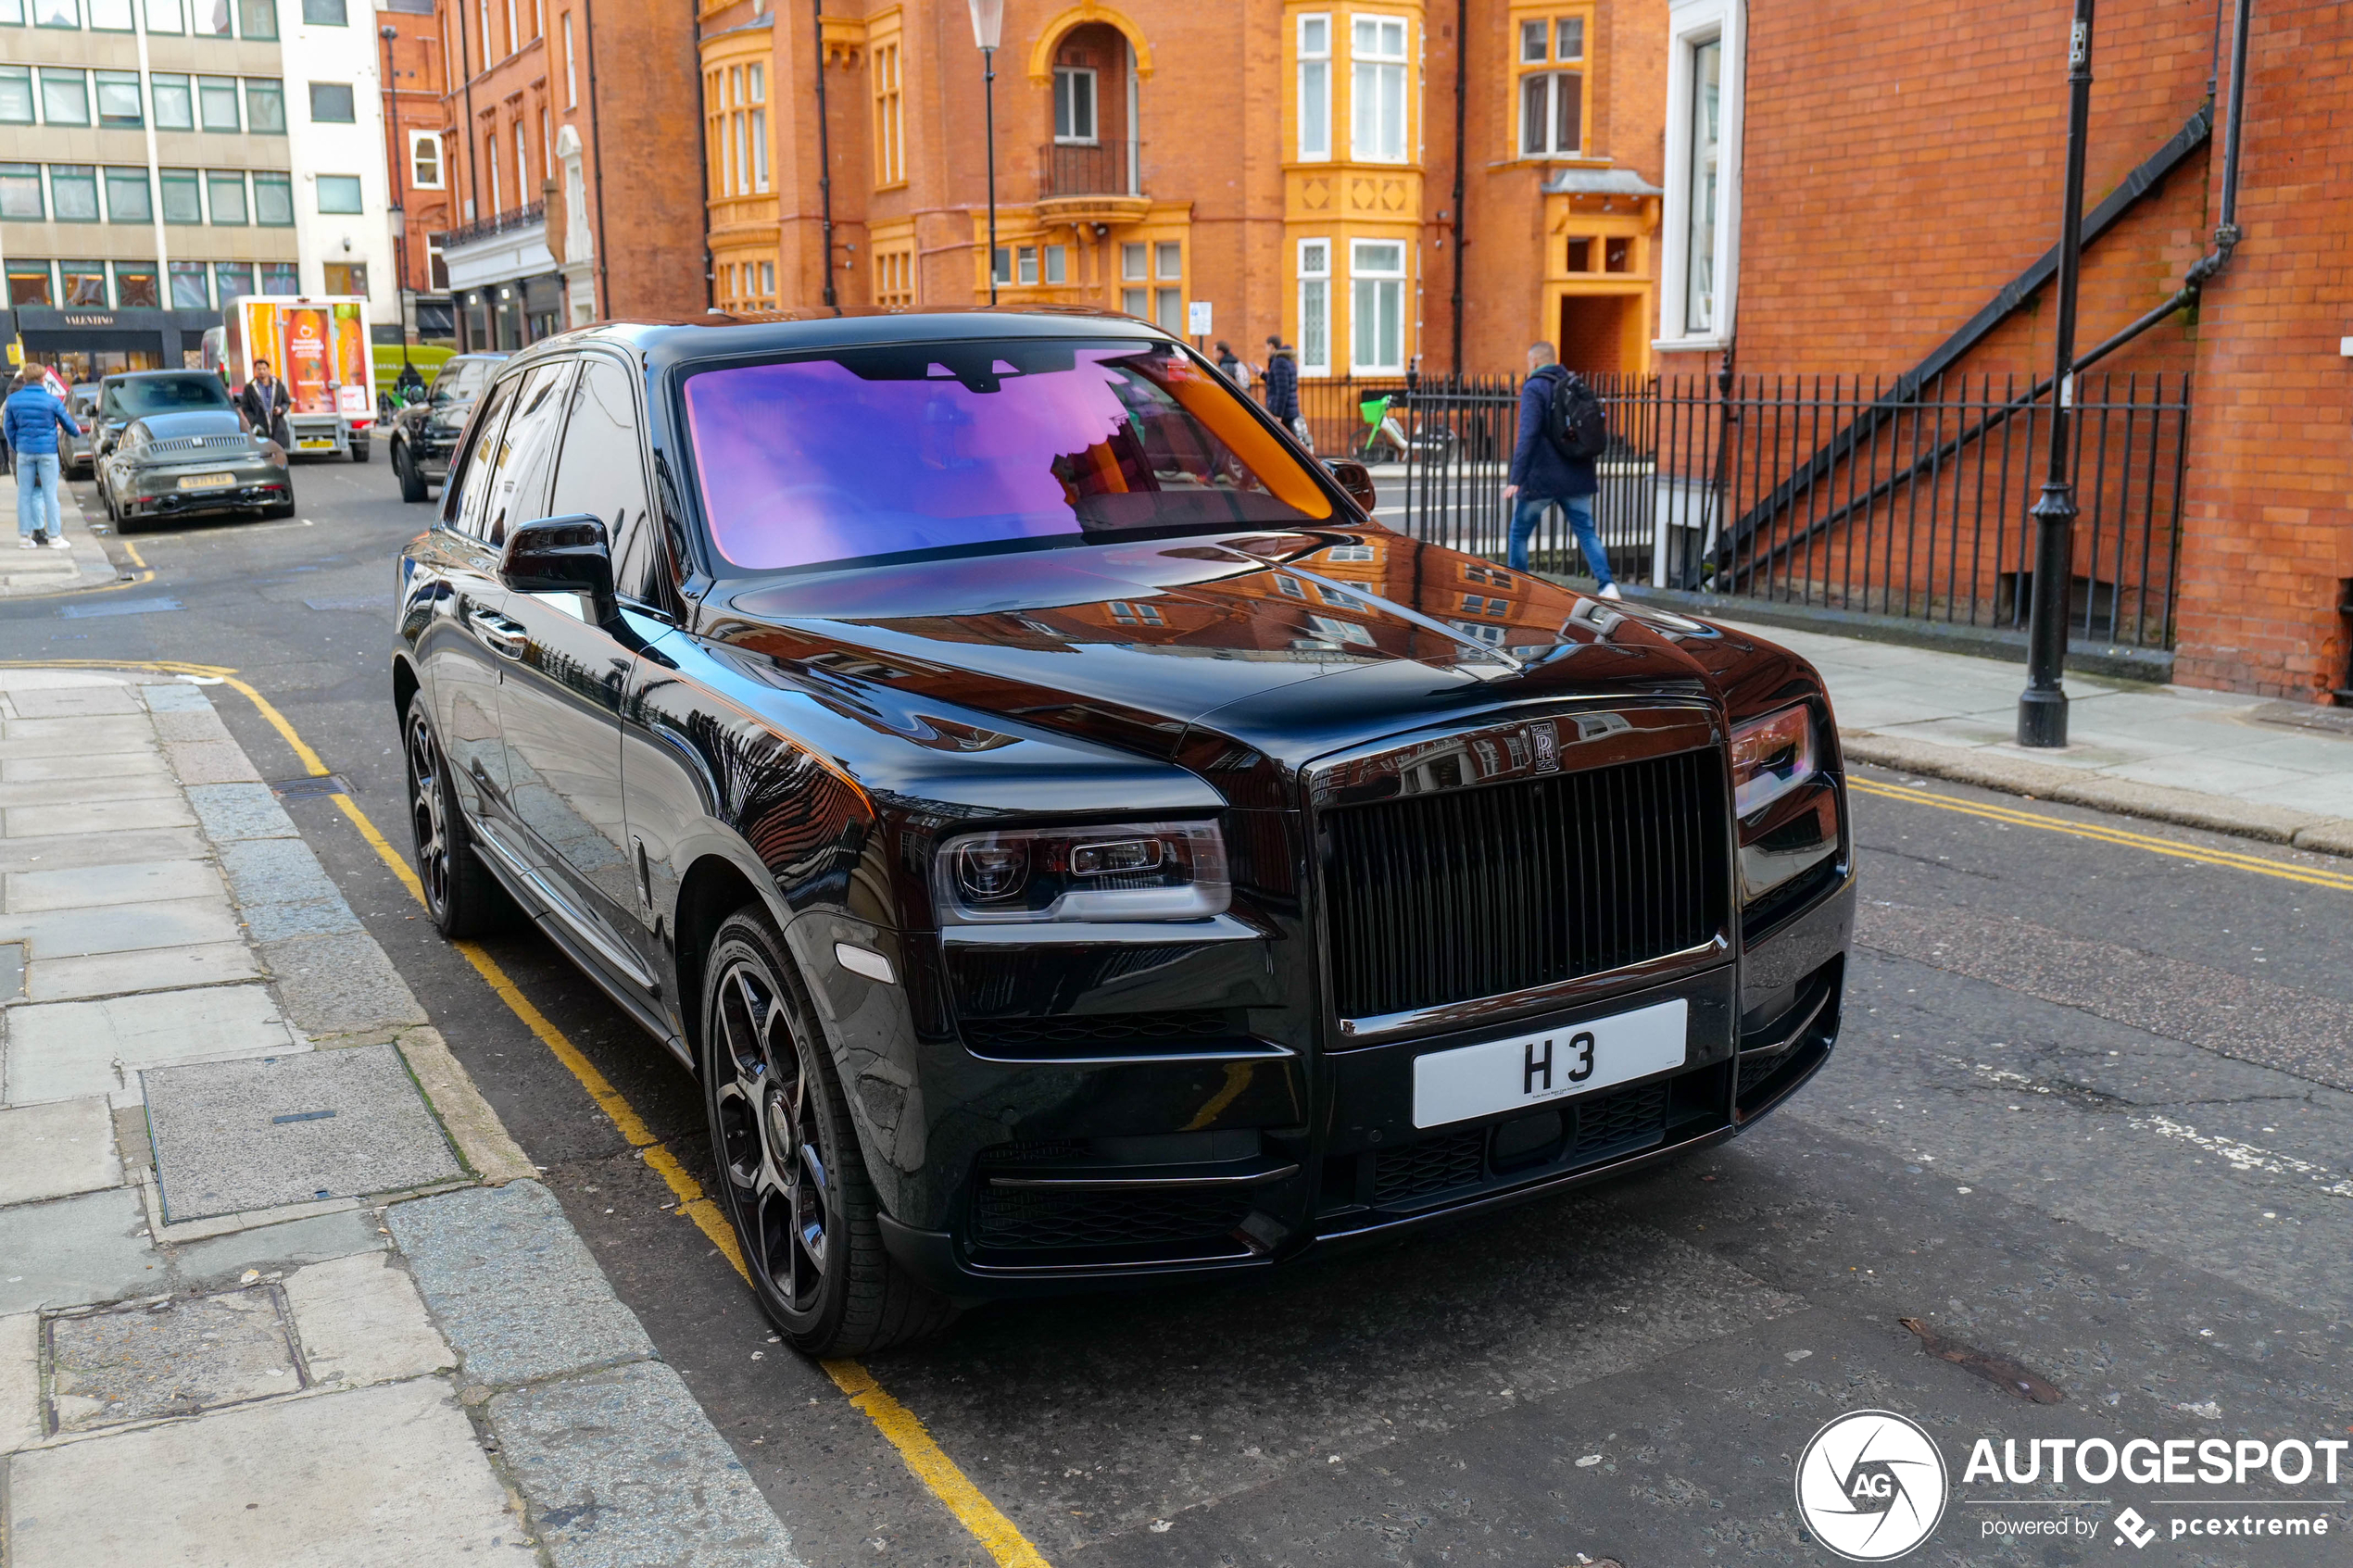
[1508,492,1610,585]
[15,452,62,540]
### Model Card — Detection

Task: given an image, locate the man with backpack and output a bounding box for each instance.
[1502,341,1617,597]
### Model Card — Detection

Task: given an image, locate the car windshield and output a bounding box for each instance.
[682,338,1333,573]
[432,359,491,405]
[107,376,233,417]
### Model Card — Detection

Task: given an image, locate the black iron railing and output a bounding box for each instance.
[1038,142,1139,198]
[1333,370,2189,650]
[431,201,547,250]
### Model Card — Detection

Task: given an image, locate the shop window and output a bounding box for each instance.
[114,262,159,307]
[6,262,54,308]
[60,260,108,307]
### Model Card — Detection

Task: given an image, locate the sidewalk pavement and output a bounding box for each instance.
[1716,619,2353,856]
[0,669,801,1567]
[0,470,116,598]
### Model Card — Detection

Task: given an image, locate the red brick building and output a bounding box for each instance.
[1656,0,2352,702]
[431,0,705,348]
[698,0,1672,379]
[380,0,455,343]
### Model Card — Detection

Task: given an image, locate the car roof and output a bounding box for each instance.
[498,307,1176,377]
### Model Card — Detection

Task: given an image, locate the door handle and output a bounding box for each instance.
[467,606,529,659]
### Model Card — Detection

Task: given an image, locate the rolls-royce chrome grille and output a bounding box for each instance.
[1320,741,1728,1022]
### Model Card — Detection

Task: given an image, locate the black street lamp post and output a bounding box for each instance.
[2018,0,2096,748]
[968,0,1002,306]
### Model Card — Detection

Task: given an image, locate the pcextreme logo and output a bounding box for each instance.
[1795,1410,1951,1562]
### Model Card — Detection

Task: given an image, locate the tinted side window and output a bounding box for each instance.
[483,361,575,548]
[547,358,661,603]
[443,373,522,538]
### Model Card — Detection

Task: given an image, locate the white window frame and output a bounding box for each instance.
[1296,237,1330,376]
[1295,13,1329,162]
[409,127,443,188]
[1656,0,1743,350]
[1519,69,1580,157]
[1349,14,1408,164]
[1348,237,1405,375]
[1052,65,1096,144]
[562,11,577,107]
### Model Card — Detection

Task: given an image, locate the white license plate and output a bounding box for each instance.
[298,437,335,450]
[177,472,236,490]
[1411,998,1688,1129]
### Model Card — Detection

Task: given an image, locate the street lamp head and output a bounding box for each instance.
[966,0,1003,51]
[380,24,396,39]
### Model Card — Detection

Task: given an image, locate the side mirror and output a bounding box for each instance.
[500,513,616,624]
[1324,458,1378,514]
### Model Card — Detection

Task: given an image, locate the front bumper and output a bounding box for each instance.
[878,871,1855,1300]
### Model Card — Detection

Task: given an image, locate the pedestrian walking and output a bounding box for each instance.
[1214,340,1254,397]
[1263,335,1311,452]
[1503,341,1617,597]
[3,363,83,550]
[238,358,294,448]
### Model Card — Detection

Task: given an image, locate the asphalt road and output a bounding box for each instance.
[6,458,2349,1567]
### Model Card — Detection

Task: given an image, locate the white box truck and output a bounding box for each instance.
[209,295,378,461]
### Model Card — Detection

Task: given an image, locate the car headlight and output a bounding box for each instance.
[1730,704,1818,817]
[934,821,1229,925]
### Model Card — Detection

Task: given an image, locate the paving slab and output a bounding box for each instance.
[139,682,217,713]
[282,1251,454,1388]
[151,708,236,745]
[0,715,157,750]
[168,1208,387,1292]
[25,940,259,1003]
[183,781,298,843]
[0,670,132,692]
[218,835,346,906]
[46,1286,300,1432]
[0,1096,121,1208]
[0,1187,161,1314]
[0,750,168,784]
[145,1045,461,1222]
[0,773,180,809]
[489,1361,805,1568]
[161,737,264,784]
[5,858,223,914]
[387,1180,654,1387]
[259,931,429,1035]
[2,1310,39,1454]
[5,796,195,838]
[4,1374,540,1568]
[3,897,245,963]
[4,684,143,719]
[4,984,297,1107]
[0,826,206,875]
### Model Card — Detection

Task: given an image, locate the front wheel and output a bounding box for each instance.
[403,698,515,937]
[394,442,428,503]
[702,909,955,1356]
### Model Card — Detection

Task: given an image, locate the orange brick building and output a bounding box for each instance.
[697,0,1672,379]
[430,0,705,349]
[380,0,454,342]
[1657,0,2352,702]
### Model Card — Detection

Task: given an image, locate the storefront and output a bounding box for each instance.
[2,306,222,383]
[450,273,564,352]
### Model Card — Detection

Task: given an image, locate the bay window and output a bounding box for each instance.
[1350,15,1407,163]
[1296,14,1329,161]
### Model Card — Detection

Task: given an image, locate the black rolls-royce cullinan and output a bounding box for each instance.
[393,311,1854,1355]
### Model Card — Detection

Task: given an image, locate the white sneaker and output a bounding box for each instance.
[45,533,69,549]
[1598,583,1623,601]
[15,536,36,550]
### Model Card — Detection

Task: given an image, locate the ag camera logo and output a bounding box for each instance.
[1795,1410,1950,1561]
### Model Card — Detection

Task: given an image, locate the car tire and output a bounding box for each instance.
[701,907,958,1357]
[394,441,428,503]
[261,496,296,521]
[349,436,371,463]
[403,697,516,938]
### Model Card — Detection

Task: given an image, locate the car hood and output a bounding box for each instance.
[698,528,1799,790]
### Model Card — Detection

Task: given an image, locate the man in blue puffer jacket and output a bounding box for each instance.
[2,366,82,550]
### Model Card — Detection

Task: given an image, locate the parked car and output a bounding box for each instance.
[61,384,100,478]
[97,409,293,528]
[388,352,508,503]
[392,312,1854,1356]
[90,369,238,462]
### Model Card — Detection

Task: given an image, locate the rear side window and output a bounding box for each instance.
[443,372,522,539]
[432,357,490,406]
[481,360,574,548]
[547,358,661,602]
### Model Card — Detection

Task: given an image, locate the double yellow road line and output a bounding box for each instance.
[14,659,1051,1568]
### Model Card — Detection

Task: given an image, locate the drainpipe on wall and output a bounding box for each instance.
[1449,0,1466,376]
[814,0,837,308]
[582,0,611,320]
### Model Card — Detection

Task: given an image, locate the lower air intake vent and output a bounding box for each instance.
[973,1186,1255,1251]
[962,1010,1239,1058]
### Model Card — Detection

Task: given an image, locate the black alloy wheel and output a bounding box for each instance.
[402,698,511,937]
[701,909,954,1356]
